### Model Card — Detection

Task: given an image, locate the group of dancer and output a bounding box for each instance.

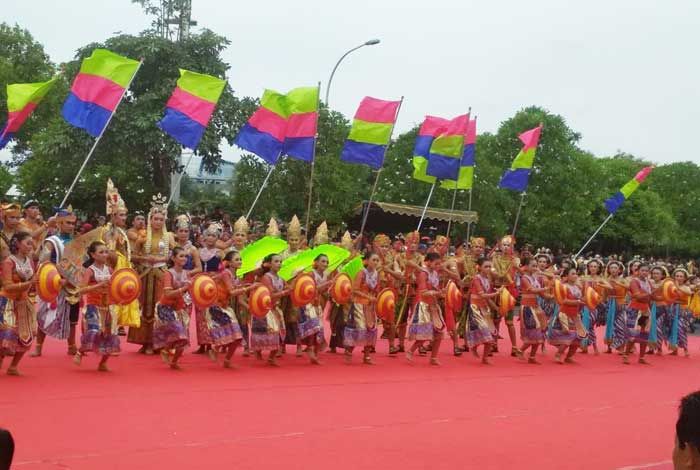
[0,178,698,375]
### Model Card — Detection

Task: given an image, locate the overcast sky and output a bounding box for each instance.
[4,0,699,164]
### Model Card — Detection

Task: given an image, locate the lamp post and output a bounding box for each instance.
[325,39,380,106]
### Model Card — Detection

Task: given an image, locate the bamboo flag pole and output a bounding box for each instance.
[416,182,436,232]
[167,151,195,208]
[465,188,474,241]
[245,163,277,219]
[573,213,614,258]
[60,59,144,207]
[358,96,404,239]
[511,191,526,237]
[304,81,322,236]
[444,107,471,237]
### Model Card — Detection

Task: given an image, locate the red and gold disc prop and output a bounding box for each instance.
[662,279,678,303]
[37,262,62,302]
[498,288,516,317]
[553,279,567,305]
[109,268,141,305]
[331,273,352,305]
[190,273,217,309]
[376,288,396,320]
[291,273,317,307]
[249,285,273,318]
[445,281,463,312]
[584,286,601,311]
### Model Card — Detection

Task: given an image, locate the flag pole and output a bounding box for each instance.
[445,187,458,237]
[511,191,526,237]
[358,96,404,239]
[304,82,322,236]
[416,182,436,232]
[465,188,473,241]
[573,213,614,259]
[60,59,144,207]
[245,164,276,219]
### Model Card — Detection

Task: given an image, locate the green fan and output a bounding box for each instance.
[308,244,351,275]
[340,255,364,280]
[278,249,313,281]
[238,236,288,277]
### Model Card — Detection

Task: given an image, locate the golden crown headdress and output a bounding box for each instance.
[287,215,302,239]
[266,218,281,237]
[314,221,328,246]
[105,178,127,216]
[233,216,249,235]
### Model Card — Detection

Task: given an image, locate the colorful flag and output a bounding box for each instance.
[62,49,140,137]
[0,77,57,149]
[157,69,225,149]
[441,117,477,190]
[234,86,319,164]
[412,114,468,183]
[498,124,542,192]
[340,96,401,169]
[604,166,654,214]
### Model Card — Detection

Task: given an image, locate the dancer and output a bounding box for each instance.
[128,194,171,354]
[535,251,556,353]
[344,252,381,365]
[466,257,498,364]
[0,203,22,261]
[621,263,653,365]
[33,206,79,357]
[649,265,670,355]
[297,253,332,364]
[605,260,628,354]
[153,247,192,369]
[74,241,119,371]
[195,223,222,355]
[395,230,424,353]
[251,254,288,366]
[519,258,547,364]
[0,232,36,375]
[490,235,521,357]
[373,233,402,354]
[204,249,246,368]
[580,259,611,355]
[406,252,446,365]
[328,231,354,353]
[669,267,696,357]
[548,267,583,364]
[280,215,304,355]
[18,200,46,243]
[231,216,249,252]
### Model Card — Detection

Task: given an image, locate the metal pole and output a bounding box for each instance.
[446,187,458,237]
[167,151,195,207]
[511,192,526,237]
[245,165,275,219]
[60,59,144,207]
[357,96,404,239]
[325,39,380,106]
[416,182,436,232]
[465,188,473,241]
[304,82,322,235]
[573,213,614,259]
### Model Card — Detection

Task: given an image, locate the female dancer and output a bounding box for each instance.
[74,241,119,371]
[580,259,611,355]
[649,265,670,355]
[207,250,248,368]
[296,254,332,364]
[252,254,288,366]
[195,224,222,355]
[548,267,583,364]
[154,247,191,369]
[669,267,696,357]
[344,252,381,365]
[519,258,547,364]
[466,257,498,364]
[535,252,556,353]
[621,263,653,365]
[0,232,36,376]
[406,252,446,366]
[605,260,628,354]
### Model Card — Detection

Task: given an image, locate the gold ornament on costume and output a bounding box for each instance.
[145,193,169,258]
[149,193,168,218]
[405,230,420,245]
[175,214,190,230]
[233,216,250,235]
[265,218,281,237]
[287,215,302,240]
[54,205,76,222]
[204,222,222,237]
[470,237,486,249]
[2,203,21,218]
[373,233,390,248]
[340,231,353,250]
[105,178,127,216]
[313,221,328,246]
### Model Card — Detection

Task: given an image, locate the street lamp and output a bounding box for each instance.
[325,39,381,106]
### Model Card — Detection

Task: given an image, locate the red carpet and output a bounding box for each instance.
[3,326,698,470]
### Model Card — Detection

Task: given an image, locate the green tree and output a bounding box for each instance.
[16,29,255,215]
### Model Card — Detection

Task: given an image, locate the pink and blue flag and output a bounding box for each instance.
[158,69,226,149]
[340,96,401,169]
[412,114,468,182]
[499,124,542,192]
[234,87,319,164]
[441,117,477,190]
[0,77,56,149]
[604,166,654,214]
[62,49,140,137]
